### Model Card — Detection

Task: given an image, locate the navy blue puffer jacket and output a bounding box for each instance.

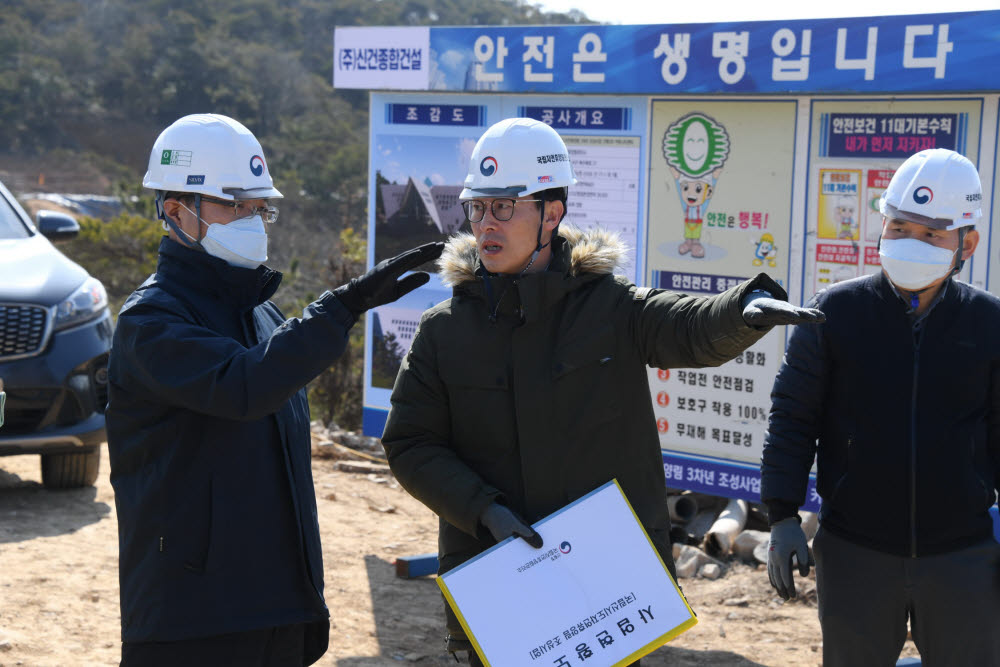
[107,238,355,649]
[762,272,1000,557]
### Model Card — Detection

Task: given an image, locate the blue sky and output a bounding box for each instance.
[374,134,476,186]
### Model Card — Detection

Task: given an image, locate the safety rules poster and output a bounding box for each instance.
[645,99,797,494]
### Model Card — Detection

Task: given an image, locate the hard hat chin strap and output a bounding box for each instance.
[952,227,968,275]
[518,203,553,276]
[932,227,967,285]
[157,192,207,251]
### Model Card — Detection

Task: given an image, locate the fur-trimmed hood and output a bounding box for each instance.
[436,225,627,287]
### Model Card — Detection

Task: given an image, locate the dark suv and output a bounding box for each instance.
[0,179,113,488]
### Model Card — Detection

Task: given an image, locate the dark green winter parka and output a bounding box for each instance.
[383,226,782,578]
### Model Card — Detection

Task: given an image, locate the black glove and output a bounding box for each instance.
[333,242,444,317]
[742,290,826,327]
[767,517,811,600]
[479,502,543,549]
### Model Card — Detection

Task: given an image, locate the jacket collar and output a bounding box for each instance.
[437,225,625,287]
[155,237,282,311]
[871,269,956,320]
[435,225,626,324]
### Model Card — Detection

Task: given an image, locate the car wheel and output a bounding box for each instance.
[41,447,101,489]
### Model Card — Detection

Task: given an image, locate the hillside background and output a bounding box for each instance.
[0,0,591,427]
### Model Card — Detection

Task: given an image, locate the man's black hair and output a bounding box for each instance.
[536,186,568,223]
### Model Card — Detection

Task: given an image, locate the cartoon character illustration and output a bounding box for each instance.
[670,166,722,257]
[835,195,857,240]
[752,233,778,267]
[663,113,730,259]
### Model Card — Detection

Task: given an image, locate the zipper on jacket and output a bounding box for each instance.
[909,327,921,558]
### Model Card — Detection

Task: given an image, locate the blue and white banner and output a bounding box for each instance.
[818,111,965,158]
[662,452,821,512]
[385,102,487,126]
[334,11,1000,94]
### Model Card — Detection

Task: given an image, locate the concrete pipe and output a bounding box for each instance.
[684,492,727,511]
[704,498,749,558]
[667,494,698,523]
[799,511,819,540]
[685,508,720,544]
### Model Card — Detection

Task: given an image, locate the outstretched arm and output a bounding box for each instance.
[632,274,822,370]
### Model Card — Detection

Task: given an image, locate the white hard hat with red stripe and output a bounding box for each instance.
[879,148,981,231]
[460,117,577,200]
[143,113,282,201]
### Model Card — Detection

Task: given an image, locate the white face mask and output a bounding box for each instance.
[201,215,268,269]
[179,204,268,269]
[878,237,955,290]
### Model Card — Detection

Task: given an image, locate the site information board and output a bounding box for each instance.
[363,93,649,416]
[339,11,1000,511]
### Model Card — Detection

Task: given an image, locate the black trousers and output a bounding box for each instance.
[814,526,1000,667]
[121,622,327,667]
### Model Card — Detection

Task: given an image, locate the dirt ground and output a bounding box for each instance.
[0,444,921,667]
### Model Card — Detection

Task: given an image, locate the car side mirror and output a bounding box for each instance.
[36,210,80,241]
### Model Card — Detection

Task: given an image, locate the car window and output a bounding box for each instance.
[0,194,31,239]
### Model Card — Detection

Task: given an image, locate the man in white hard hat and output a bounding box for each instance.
[761,148,1000,665]
[106,113,442,666]
[381,117,824,665]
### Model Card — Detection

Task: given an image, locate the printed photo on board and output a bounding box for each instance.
[373,133,475,265]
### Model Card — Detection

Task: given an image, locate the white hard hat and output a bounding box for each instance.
[142,114,283,200]
[879,148,981,231]
[460,117,577,200]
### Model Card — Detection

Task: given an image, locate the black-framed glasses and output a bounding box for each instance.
[462,198,542,223]
[199,195,279,224]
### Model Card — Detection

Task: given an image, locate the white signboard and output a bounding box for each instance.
[353,17,1000,513]
[438,481,697,666]
[333,27,430,90]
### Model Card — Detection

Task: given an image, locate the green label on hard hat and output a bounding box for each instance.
[160,149,192,167]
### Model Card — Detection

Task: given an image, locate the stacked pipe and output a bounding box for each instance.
[665,488,819,580]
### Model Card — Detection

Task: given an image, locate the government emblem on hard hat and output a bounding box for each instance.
[912,186,932,204]
[480,156,498,177]
[250,155,265,177]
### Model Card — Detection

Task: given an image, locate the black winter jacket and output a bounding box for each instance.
[385,228,780,580]
[762,272,1000,557]
[107,238,355,648]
